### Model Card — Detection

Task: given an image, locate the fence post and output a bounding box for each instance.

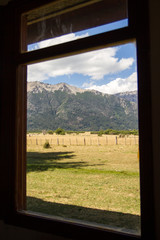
[115,136,118,145]
[106,136,108,145]
[57,138,59,146]
[69,139,71,145]
[84,137,86,146]
[36,138,38,145]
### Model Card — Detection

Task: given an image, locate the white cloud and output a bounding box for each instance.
[38,32,89,49]
[85,72,137,94]
[28,32,89,51]
[82,81,95,88]
[27,41,134,82]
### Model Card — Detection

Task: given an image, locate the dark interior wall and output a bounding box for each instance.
[0,0,10,5]
[149,0,160,240]
[0,220,72,240]
[0,0,160,239]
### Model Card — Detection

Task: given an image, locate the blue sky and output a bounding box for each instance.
[27,19,137,94]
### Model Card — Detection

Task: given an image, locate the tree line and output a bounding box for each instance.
[27,128,138,136]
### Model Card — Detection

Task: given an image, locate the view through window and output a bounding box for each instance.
[26,41,140,234]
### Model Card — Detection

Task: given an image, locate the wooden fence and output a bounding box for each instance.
[27,135,139,146]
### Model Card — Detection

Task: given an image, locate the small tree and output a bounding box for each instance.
[55,128,65,135]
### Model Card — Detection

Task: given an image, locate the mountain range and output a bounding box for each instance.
[27,82,138,131]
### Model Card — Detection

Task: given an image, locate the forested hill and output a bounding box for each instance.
[27,82,138,131]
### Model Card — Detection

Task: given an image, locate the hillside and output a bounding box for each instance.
[114,91,137,103]
[27,82,138,131]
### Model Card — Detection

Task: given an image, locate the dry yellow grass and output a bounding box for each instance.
[27,133,140,233]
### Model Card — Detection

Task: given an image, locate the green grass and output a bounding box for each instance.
[27,143,140,234]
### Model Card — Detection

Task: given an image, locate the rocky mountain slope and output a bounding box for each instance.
[114,91,137,103]
[27,82,138,131]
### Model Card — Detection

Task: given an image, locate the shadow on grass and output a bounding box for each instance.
[27,151,75,162]
[27,196,140,234]
[27,151,104,173]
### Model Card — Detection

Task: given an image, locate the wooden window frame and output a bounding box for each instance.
[1,0,155,239]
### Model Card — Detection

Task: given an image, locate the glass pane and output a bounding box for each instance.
[26,42,140,235]
[22,0,128,52]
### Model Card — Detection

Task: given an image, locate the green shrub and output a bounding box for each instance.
[43,141,51,149]
[47,130,53,135]
[98,133,103,136]
[55,128,65,135]
[90,131,98,134]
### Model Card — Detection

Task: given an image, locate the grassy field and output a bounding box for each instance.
[27,133,140,234]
